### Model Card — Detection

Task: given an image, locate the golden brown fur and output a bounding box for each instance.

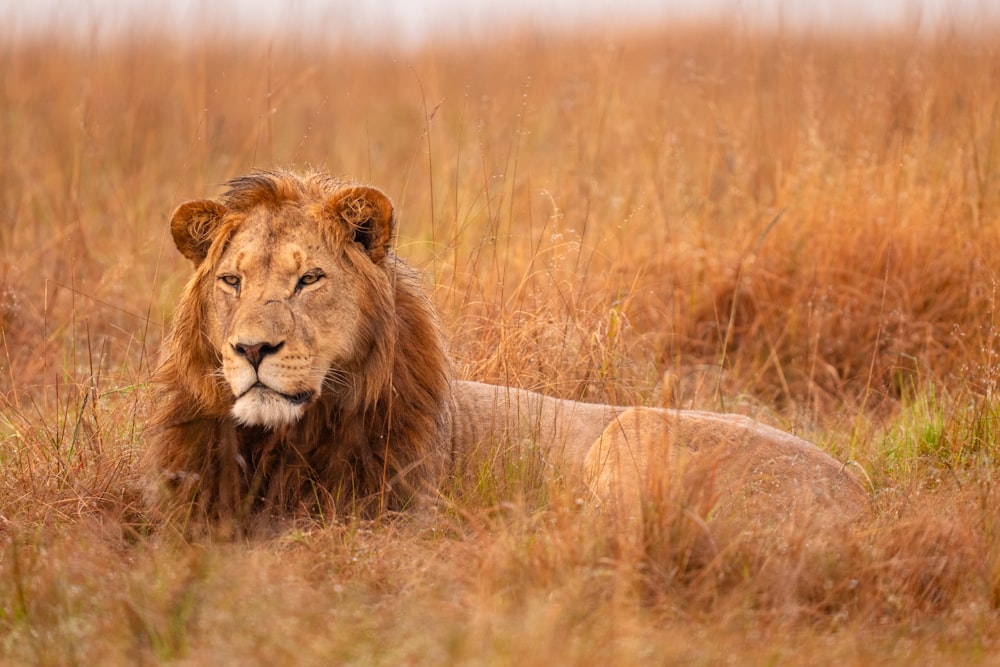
[145,169,869,533]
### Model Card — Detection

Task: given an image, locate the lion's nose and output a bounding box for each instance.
[233,341,284,370]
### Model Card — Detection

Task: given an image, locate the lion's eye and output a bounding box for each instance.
[296,271,324,292]
[219,274,241,291]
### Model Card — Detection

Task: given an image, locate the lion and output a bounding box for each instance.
[144,169,869,532]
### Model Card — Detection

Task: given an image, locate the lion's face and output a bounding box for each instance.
[211,212,368,427]
[169,176,397,429]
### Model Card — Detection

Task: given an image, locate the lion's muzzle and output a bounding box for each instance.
[225,336,320,429]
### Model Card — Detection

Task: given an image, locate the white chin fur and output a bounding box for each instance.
[231,390,306,429]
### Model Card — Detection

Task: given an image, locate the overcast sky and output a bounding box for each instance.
[3,0,996,45]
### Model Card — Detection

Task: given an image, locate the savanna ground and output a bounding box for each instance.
[2,16,1000,665]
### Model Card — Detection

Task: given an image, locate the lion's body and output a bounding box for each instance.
[145,169,868,531]
[452,383,868,527]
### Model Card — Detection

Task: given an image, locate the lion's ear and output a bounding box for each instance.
[326,186,395,264]
[170,199,228,267]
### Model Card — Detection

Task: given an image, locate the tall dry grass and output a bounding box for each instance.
[2,20,1000,664]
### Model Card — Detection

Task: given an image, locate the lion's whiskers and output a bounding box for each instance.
[321,369,355,395]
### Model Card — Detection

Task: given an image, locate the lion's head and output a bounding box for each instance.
[170,172,400,428]
[145,170,453,527]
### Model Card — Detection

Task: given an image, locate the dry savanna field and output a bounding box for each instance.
[2,16,1000,665]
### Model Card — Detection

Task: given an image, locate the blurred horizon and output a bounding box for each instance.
[3,0,998,47]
